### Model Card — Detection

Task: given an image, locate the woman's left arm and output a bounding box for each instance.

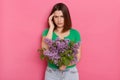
[76,44,82,62]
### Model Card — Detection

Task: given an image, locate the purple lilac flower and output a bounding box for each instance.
[64,39,70,44]
[54,54,60,59]
[54,60,58,64]
[72,47,78,54]
[49,56,54,60]
[71,42,80,54]
[44,38,53,47]
[52,50,58,55]
[60,42,66,48]
[42,37,81,66]
[61,49,65,53]
[49,46,56,51]
[43,50,50,56]
[73,42,80,48]
[44,50,57,57]
[55,40,61,47]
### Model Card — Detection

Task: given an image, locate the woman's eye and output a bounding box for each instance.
[54,16,58,18]
[54,16,64,18]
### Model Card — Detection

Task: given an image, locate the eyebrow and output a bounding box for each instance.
[54,15,64,17]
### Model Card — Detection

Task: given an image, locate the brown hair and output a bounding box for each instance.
[48,3,72,33]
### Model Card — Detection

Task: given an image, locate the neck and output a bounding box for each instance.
[55,27,64,33]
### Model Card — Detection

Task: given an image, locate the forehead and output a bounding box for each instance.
[54,10,63,16]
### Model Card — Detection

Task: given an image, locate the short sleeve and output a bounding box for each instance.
[75,30,81,43]
[42,29,49,36]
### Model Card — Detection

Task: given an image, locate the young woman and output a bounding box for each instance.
[41,3,82,80]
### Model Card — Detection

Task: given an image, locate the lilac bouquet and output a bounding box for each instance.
[38,37,80,67]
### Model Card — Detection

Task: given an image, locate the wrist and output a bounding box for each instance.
[49,26,54,30]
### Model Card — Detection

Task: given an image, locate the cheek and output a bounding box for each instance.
[62,18,64,22]
[53,19,58,25]
[53,18,57,23]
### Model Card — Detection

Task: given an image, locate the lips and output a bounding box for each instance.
[58,23,63,25]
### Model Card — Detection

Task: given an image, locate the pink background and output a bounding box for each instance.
[1,0,120,80]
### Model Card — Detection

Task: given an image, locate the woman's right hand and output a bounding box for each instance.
[48,13,55,29]
[59,65,66,71]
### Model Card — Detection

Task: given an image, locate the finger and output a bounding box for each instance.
[62,65,66,67]
[49,13,54,20]
[51,13,54,17]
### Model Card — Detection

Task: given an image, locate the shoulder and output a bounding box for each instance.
[42,28,49,36]
[43,28,49,32]
[71,28,80,34]
[71,28,81,42]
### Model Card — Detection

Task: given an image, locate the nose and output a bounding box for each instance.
[58,17,62,22]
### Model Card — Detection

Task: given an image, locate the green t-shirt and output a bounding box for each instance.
[42,28,81,69]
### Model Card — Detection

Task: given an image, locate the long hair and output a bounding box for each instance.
[48,3,72,33]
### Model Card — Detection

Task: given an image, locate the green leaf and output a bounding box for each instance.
[48,59,54,64]
[61,57,65,61]
[40,53,45,60]
[69,50,72,53]
[69,41,75,47]
[63,58,70,66]
[58,60,62,66]
[67,55,74,60]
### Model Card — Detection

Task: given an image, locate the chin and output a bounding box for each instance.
[57,26,64,28]
[56,25,64,28]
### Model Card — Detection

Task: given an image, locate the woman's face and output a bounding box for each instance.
[53,10,64,28]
